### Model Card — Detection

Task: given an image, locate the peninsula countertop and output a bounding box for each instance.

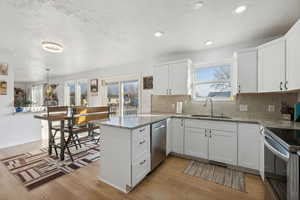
[96,113,300,130]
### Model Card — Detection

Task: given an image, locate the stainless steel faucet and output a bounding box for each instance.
[203,97,213,117]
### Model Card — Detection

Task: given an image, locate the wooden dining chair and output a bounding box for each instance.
[63,106,110,161]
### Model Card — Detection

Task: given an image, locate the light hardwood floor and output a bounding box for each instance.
[0,140,265,200]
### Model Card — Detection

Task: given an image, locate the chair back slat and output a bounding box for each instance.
[47,106,68,114]
[73,106,110,125]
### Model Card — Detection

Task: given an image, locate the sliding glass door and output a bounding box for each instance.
[106,79,139,115]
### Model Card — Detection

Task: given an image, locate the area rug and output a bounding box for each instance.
[183,160,246,192]
[0,141,100,190]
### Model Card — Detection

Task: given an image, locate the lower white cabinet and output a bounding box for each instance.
[132,152,151,186]
[184,119,238,166]
[166,118,172,155]
[171,118,185,154]
[238,123,260,170]
[209,130,237,165]
[184,127,208,159]
[259,126,264,180]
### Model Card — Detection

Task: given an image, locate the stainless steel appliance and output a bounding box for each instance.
[151,120,167,170]
[264,127,300,200]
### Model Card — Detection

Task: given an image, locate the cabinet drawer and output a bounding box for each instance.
[132,152,151,187]
[185,119,237,132]
[132,125,150,161]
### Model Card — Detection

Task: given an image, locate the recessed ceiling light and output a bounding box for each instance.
[205,40,213,46]
[234,5,247,14]
[41,41,63,53]
[192,1,204,10]
[154,31,164,37]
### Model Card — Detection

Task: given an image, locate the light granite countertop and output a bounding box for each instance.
[97,113,300,130]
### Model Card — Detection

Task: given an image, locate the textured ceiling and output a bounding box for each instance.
[1,0,300,81]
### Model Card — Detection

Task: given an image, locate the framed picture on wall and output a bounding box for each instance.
[90,79,99,95]
[0,80,7,95]
[143,76,153,90]
[0,64,8,76]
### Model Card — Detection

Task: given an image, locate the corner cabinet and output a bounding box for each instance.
[233,48,258,94]
[153,59,191,95]
[286,19,300,91]
[171,118,185,154]
[258,37,286,93]
[185,127,209,159]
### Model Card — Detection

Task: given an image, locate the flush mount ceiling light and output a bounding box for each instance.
[192,0,204,10]
[154,31,164,37]
[234,5,247,14]
[41,41,63,53]
[205,40,213,46]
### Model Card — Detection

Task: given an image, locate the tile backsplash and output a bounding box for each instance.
[151,93,299,119]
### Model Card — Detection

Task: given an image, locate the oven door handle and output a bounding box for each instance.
[264,137,289,162]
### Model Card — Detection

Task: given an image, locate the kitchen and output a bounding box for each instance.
[1,1,300,200]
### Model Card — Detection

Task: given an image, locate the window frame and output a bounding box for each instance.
[64,79,90,106]
[192,60,233,102]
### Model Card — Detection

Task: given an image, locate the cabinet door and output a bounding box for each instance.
[153,65,169,95]
[238,123,260,170]
[166,118,172,155]
[171,118,184,154]
[209,130,237,165]
[184,128,208,159]
[236,49,258,93]
[259,127,264,180]
[169,62,190,95]
[286,20,300,91]
[258,38,286,92]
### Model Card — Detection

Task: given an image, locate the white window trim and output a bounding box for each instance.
[192,59,234,102]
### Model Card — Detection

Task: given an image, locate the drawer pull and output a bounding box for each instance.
[139,160,146,165]
[139,128,145,132]
[139,140,146,145]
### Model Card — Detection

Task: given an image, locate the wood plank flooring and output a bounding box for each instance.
[0,140,265,200]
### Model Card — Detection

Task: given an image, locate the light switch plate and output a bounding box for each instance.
[268,105,275,112]
[239,104,248,112]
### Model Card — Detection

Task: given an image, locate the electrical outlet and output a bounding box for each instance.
[268,105,275,112]
[239,104,248,112]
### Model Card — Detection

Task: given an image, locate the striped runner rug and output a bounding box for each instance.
[0,141,100,190]
[183,160,246,192]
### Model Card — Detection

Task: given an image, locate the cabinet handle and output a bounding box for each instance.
[139,160,146,165]
[209,129,212,138]
[284,81,288,90]
[139,140,146,145]
[166,89,168,95]
[238,84,241,93]
[280,82,283,91]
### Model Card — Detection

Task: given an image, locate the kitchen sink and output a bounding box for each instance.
[189,114,231,119]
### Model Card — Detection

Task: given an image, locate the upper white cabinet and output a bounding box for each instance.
[238,123,260,171]
[286,19,300,91]
[153,59,191,95]
[258,37,286,93]
[233,48,258,94]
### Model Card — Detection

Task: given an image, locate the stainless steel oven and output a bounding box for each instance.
[264,128,299,200]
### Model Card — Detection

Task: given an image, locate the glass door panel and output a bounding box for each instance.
[122,80,139,115]
[107,82,120,115]
[78,81,88,106]
[66,82,76,106]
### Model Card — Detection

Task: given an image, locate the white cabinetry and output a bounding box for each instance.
[233,48,258,94]
[238,123,260,170]
[286,19,300,91]
[209,129,237,165]
[184,119,238,165]
[171,118,185,154]
[153,60,191,95]
[185,127,208,159]
[258,37,286,92]
[259,126,264,180]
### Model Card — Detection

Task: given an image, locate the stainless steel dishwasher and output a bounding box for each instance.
[151,120,167,170]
